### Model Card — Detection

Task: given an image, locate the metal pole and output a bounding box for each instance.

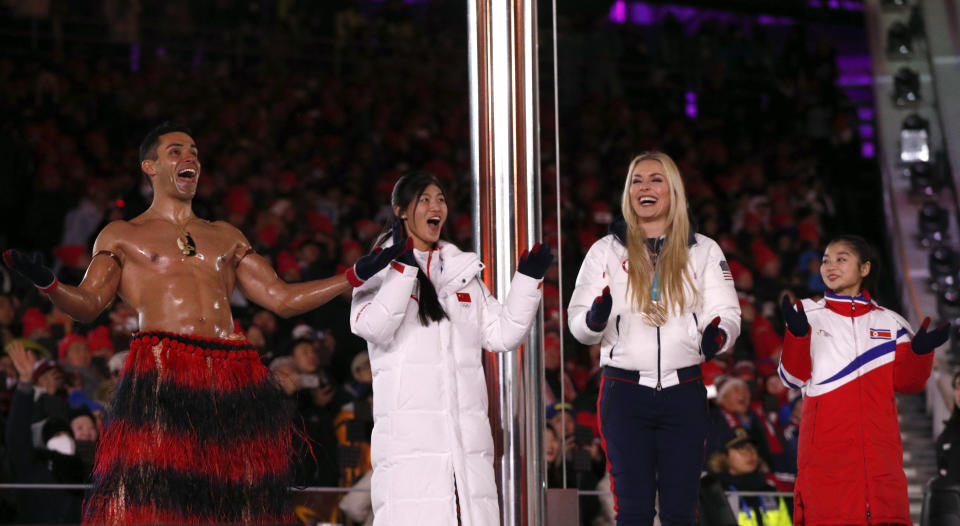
[467,0,544,525]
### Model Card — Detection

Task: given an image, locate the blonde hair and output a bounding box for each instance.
[619,151,696,314]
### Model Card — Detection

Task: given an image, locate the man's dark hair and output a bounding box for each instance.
[139,122,193,164]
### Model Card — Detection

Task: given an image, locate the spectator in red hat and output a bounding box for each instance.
[21,308,51,341]
[276,251,302,282]
[28,357,69,422]
[58,334,102,400]
[84,326,114,359]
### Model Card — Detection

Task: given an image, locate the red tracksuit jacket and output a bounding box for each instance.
[778,291,932,525]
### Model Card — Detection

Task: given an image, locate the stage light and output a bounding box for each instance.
[918,200,949,246]
[900,113,930,163]
[886,22,913,56]
[892,67,921,106]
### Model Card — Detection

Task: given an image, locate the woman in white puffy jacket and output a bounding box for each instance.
[568,152,740,525]
[350,172,553,526]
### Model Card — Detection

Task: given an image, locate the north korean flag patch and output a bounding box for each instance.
[869,328,892,340]
[457,292,471,303]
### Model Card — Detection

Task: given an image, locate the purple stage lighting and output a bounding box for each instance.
[610,0,627,24]
[685,91,698,118]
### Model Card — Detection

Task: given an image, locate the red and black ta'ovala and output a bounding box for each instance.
[82,331,295,525]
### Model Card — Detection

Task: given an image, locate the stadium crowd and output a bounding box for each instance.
[0,1,879,524]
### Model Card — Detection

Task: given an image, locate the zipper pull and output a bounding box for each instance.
[656,381,662,391]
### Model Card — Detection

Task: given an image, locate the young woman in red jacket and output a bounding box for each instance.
[778,235,949,525]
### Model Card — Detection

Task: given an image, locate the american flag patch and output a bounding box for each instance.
[457,292,471,303]
[719,260,733,281]
[869,328,892,340]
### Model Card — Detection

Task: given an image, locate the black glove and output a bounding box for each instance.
[396,245,417,267]
[780,295,809,337]
[585,286,612,332]
[516,242,554,280]
[2,250,57,292]
[346,222,413,286]
[912,317,950,355]
[700,316,727,362]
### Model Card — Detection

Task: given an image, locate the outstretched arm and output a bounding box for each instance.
[3,225,123,323]
[236,251,352,318]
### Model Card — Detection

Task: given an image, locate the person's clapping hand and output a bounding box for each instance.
[7,340,37,383]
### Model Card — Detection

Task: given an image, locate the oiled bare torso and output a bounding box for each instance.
[102,216,250,338]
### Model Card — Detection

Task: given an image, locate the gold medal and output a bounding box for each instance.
[641,300,668,327]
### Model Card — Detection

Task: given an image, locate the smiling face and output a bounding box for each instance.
[71,414,98,442]
[396,184,448,251]
[820,241,870,297]
[141,131,201,201]
[628,159,672,236]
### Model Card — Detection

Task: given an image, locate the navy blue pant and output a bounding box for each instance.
[598,367,708,526]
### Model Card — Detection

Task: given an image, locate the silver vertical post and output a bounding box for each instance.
[467,0,545,525]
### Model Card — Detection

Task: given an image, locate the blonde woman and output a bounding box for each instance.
[568,152,741,525]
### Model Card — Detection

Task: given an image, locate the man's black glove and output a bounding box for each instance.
[912,317,950,355]
[345,222,413,286]
[2,250,58,293]
[585,286,612,332]
[700,316,727,361]
[780,294,809,338]
[516,242,554,280]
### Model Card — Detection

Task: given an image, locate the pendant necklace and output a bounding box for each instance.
[173,218,197,256]
[640,238,668,327]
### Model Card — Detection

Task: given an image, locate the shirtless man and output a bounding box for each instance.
[3,122,408,525]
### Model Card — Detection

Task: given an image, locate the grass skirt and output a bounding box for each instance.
[82,331,294,525]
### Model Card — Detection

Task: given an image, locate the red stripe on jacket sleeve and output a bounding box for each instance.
[893,340,933,394]
[780,331,812,383]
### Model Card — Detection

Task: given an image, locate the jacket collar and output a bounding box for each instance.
[609,216,697,248]
[823,289,876,317]
[431,241,484,297]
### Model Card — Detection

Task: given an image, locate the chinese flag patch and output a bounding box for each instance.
[457,292,471,303]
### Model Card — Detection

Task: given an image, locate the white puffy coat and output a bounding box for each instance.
[351,241,543,526]
[568,233,740,388]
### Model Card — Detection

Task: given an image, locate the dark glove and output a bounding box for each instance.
[346,222,413,286]
[516,242,554,280]
[911,317,950,355]
[2,250,57,292]
[585,286,612,332]
[700,316,727,362]
[780,295,809,337]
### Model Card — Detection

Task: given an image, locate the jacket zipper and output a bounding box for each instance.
[851,299,872,524]
[656,326,662,391]
[609,315,621,360]
[692,312,700,354]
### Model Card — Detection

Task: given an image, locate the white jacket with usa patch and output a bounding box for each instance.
[350,240,544,526]
[568,232,741,389]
